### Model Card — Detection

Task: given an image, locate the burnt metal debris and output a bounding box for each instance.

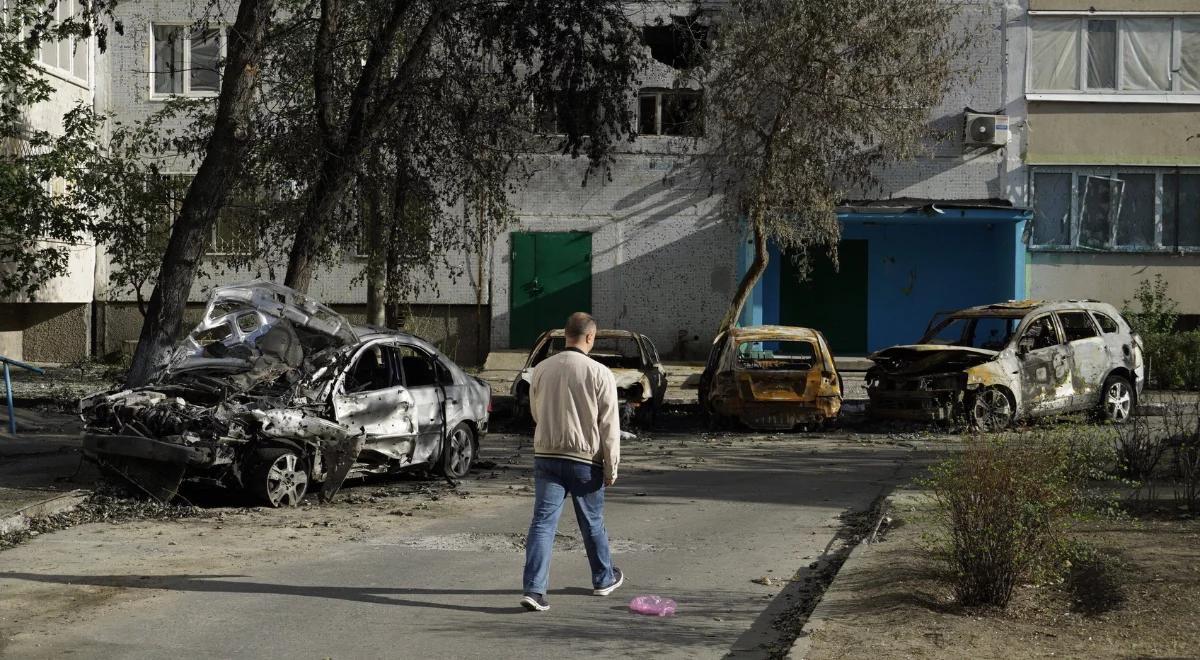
[82,282,490,507]
[699,325,843,431]
[866,300,1144,431]
[512,329,668,430]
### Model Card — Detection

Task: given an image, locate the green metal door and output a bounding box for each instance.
[780,240,869,355]
[510,232,592,348]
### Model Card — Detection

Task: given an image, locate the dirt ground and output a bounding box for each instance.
[806,497,1200,659]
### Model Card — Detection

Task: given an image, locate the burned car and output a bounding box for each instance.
[698,326,843,431]
[866,300,1144,430]
[512,329,666,428]
[82,282,490,507]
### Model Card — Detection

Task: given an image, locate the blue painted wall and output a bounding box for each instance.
[750,208,1029,353]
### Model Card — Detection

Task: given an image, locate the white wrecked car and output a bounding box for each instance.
[866,300,1144,430]
[82,282,490,506]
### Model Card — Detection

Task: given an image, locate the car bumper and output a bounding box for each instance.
[714,398,841,430]
[82,433,213,467]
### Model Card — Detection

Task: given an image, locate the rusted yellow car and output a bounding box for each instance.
[698,326,843,430]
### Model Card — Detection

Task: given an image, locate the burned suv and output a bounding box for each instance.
[866,300,1144,430]
[82,282,490,506]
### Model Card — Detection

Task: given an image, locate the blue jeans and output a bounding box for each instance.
[522,457,615,595]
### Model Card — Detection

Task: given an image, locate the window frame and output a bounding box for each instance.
[35,0,92,88]
[148,22,227,100]
[1027,12,1200,103]
[1055,311,1101,343]
[1028,166,1200,253]
[636,88,705,137]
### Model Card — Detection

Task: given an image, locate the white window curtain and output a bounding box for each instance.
[1031,17,1080,90]
[1121,18,1172,91]
[1183,18,1200,93]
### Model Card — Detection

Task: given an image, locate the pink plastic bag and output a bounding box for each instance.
[629,595,677,617]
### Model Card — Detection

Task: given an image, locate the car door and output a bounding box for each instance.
[1014,314,1073,416]
[395,344,447,467]
[1055,310,1108,409]
[332,343,418,440]
[639,335,668,405]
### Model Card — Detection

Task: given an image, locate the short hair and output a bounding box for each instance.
[564,312,597,340]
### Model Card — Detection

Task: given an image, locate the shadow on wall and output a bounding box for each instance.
[0,302,91,362]
[495,218,737,362]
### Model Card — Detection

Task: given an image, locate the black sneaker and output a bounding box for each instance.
[593,567,624,596]
[520,593,550,611]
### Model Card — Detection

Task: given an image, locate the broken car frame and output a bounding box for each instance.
[866,300,1144,430]
[699,325,843,431]
[81,282,490,507]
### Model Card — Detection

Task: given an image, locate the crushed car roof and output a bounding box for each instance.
[726,325,823,343]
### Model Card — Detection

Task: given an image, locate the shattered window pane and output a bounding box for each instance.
[1116,173,1155,248]
[397,346,438,387]
[1058,311,1099,342]
[736,341,816,371]
[1080,176,1120,249]
[923,317,1017,350]
[1020,316,1062,351]
[345,346,399,393]
[639,95,657,134]
[236,314,261,333]
[1032,172,1071,246]
[193,324,232,346]
[662,92,703,136]
[1092,313,1120,334]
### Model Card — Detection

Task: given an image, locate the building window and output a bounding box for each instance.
[1029,167,1200,252]
[37,0,90,84]
[637,89,704,136]
[1029,15,1200,98]
[151,24,224,97]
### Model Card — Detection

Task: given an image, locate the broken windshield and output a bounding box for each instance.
[736,340,817,371]
[922,316,1018,351]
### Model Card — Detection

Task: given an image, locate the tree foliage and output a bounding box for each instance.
[703,0,974,331]
[0,0,119,299]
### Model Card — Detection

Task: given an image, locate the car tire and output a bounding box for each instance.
[1099,374,1135,424]
[249,447,309,508]
[439,422,476,478]
[968,387,1015,432]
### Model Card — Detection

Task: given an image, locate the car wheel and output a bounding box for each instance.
[439,422,476,478]
[1099,374,1135,424]
[969,387,1014,432]
[250,448,308,508]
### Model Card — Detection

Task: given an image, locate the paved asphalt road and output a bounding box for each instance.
[0,432,939,659]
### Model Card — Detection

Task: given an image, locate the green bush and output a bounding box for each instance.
[1142,331,1200,390]
[926,437,1082,608]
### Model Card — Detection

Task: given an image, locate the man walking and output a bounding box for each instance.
[520,312,624,612]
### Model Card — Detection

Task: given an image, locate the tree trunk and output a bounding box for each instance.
[383,169,410,329]
[718,214,769,335]
[364,174,387,326]
[125,0,274,386]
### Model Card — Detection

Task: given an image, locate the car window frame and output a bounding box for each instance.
[342,343,404,394]
[1090,311,1122,334]
[1055,310,1102,343]
[394,343,443,389]
[1016,313,1065,352]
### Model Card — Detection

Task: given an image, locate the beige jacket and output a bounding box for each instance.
[530,349,621,483]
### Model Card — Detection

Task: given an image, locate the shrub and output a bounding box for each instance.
[1162,396,1200,513]
[926,437,1078,608]
[1112,414,1166,481]
[1122,274,1179,336]
[1142,331,1200,391]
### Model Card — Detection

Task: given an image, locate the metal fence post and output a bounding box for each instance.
[4,362,13,435]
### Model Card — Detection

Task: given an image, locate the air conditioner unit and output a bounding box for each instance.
[963,113,1009,147]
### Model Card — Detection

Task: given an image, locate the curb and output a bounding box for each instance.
[786,496,893,660]
[0,490,90,537]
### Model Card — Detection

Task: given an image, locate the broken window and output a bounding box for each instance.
[736,341,816,371]
[1020,316,1062,352]
[1164,173,1200,248]
[397,345,438,388]
[642,14,709,69]
[1079,176,1122,249]
[346,346,401,393]
[533,89,598,135]
[1092,313,1120,334]
[1115,173,1155,248]
[1057,312,1099,342]
[638,89,704,137]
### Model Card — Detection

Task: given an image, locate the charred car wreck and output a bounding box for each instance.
[513,329,667,429]
[699,326,843,431]
[82,282,490,506]
[866,300,1144,430]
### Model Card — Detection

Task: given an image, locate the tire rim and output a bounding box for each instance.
[973,389,1012,431]
[447,427,474,477]
[1106,380,1132,422]
[266,453,307,507]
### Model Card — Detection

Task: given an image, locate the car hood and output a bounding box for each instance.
[867,344,998,375]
